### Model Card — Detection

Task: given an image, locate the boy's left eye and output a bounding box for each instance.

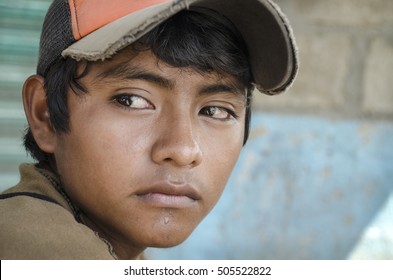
[200,106,238,120]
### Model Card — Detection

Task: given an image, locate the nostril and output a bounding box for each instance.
[152,145,202,167]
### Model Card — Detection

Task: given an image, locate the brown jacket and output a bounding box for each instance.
[0,163,117,259]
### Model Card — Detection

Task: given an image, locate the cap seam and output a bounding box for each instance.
[70,0,82,39]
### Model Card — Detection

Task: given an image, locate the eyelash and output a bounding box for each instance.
[112,94,238,120]
[199,106,239,121]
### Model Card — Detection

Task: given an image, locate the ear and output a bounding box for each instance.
[22,75,56,153]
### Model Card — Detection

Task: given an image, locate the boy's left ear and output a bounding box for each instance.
[22,75,56,153]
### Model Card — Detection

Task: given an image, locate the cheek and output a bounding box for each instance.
[54,112,153,203]
[200,130,244,206]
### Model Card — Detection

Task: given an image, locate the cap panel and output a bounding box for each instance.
[68,0,172,40]
[37,0,74,76]
[62,1,188,60]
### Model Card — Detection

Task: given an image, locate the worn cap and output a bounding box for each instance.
[38,0,298,94]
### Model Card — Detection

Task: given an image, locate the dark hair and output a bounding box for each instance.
[24,9,254,161]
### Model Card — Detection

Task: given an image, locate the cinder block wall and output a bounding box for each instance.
[254,0,393,119]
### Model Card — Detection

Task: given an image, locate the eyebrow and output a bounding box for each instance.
[199,84,243,97]
[96,62,174,89]
[96,61,246,100]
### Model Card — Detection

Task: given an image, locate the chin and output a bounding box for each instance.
[149,233,192,249]
[140,225,196,249]
[130,208,206,249]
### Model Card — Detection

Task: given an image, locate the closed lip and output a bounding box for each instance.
[136,182,201,208]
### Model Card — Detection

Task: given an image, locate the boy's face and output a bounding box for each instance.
[52,49,246,258]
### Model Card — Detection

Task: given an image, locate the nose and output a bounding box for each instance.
[151,114,202,168]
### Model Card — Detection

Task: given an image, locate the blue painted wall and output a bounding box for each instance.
[147,113,393,259]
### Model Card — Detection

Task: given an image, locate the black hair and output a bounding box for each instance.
[24,9,254,162]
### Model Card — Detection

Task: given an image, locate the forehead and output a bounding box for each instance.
[83,48,247,95]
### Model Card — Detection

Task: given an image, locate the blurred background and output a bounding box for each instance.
[0,0,392,259]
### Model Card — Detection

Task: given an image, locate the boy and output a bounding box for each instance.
[0,0,297,259]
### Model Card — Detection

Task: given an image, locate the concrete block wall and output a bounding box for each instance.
[253,0,393,119]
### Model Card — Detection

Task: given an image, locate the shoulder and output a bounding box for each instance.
[0,194,116,259]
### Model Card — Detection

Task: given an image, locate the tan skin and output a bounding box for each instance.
[23,49,246,259]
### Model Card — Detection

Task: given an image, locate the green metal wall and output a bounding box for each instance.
[0,0,51,190]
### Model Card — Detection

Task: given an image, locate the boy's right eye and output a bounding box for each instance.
[114,94,154,110]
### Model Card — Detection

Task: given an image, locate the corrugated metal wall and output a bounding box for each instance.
[0,0,51,189]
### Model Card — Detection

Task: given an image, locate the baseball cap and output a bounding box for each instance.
[37,0,298,94]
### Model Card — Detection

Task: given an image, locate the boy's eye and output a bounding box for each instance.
[114,95,154,110]
[200,106,238,120]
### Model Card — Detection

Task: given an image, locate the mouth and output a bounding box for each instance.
[136,183,201,209]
